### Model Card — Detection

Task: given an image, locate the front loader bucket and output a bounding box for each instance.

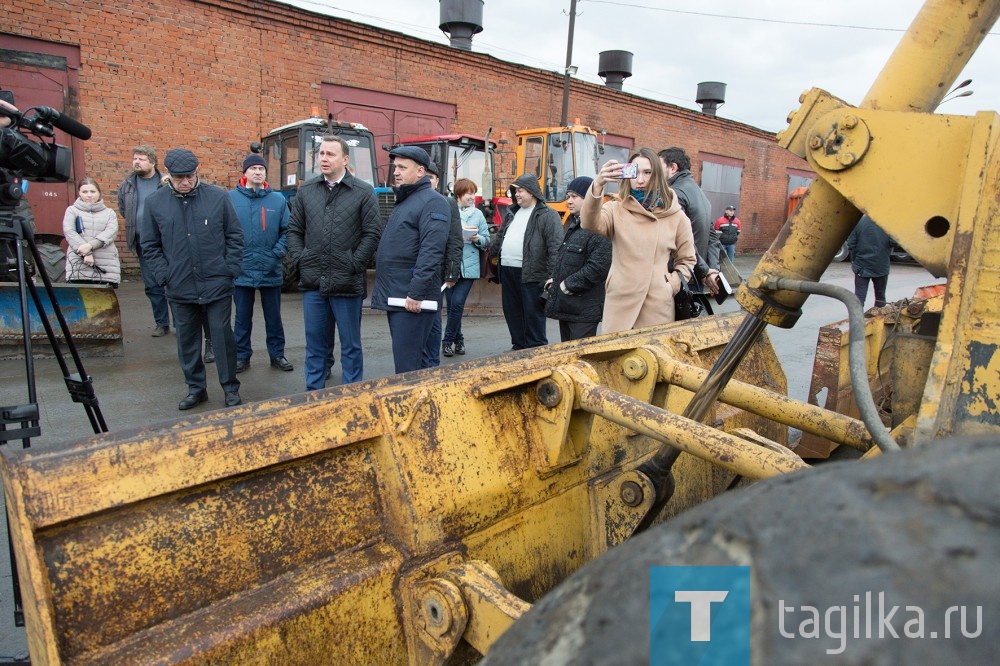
[0,282,124,360]
[0,312,830,665]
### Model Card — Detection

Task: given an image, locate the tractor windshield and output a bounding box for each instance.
[543,131,601,202]
[446,143,489,196]
[305,129,378,187]
[574,131,600,181]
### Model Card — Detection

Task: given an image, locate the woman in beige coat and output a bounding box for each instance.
[580,147,696,333]
[62,178,121,285]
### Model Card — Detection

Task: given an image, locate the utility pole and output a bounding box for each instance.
[559,0,578,127]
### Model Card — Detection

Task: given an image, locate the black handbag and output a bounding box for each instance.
[674,275,703,321]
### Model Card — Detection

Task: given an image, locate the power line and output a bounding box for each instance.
[583,0,1000,35]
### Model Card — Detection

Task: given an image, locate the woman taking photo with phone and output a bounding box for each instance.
[62,177,121,285]
[580,147,695,333]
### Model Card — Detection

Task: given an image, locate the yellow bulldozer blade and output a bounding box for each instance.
[0,282,123,359]
[0,312,824,665]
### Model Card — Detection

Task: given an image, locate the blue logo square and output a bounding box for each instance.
[650,566,750,665]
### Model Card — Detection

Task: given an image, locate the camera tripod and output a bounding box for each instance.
[0,207,107,631]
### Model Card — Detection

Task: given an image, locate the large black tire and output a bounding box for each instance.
[35,241,66,283]
[485,436,1000,665]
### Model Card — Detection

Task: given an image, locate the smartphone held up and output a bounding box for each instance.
[619,162,638,179]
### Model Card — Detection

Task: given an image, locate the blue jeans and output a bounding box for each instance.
[442,278,475,344]
[233,285,285,361]
[500,266,547,349]
[303,291,363,388]
[138,248,170,328]
[722,244,736,263]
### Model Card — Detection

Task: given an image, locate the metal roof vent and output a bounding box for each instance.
[439,0,484,51]
[598,50,633,91]
[696,81,726,116]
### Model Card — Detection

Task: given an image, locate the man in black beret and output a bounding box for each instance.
[140,148,245,409]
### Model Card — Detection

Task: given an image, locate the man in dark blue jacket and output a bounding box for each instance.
[847,215,893,307]
[230,154,292,374]
[370,146,451,373]
[141,148,244,409]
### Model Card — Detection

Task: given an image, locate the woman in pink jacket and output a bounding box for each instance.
[580,147,696,333]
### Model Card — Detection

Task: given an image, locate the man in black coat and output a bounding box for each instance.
[286,135,382,388]
[847,215,893,307]
[492,174,564,349]
[119,145,169,336]
[659,148,722,309]
[140,149,244,409]
[544,177,611,341]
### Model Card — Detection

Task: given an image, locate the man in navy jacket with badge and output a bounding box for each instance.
[370,146,451,373]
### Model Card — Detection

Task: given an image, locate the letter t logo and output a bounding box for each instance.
[675,590,729,641]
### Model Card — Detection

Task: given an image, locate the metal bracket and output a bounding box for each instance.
[401,556,530,665]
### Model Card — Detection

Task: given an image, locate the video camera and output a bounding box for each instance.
[0,89,91,206]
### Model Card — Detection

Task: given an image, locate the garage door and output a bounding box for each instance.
[323,84,455,185]
[0,36,85,239]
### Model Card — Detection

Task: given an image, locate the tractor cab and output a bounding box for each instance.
[515,125,602,220]
[252,117,380,200]
[393,133,508,227]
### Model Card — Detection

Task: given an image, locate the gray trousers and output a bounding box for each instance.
[172,297,239,394]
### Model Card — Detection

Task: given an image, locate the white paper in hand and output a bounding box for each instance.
[387,297,438,311]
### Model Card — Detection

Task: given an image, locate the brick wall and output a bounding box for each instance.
[2,0,811,269]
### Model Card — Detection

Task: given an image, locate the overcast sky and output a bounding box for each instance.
[278,0,998,132]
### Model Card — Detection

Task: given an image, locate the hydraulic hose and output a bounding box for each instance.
[759,276,900,453]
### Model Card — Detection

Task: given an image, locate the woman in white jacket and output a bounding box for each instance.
[62,177,121,285]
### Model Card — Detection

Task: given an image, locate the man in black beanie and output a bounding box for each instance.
[229,153,293,375]
[544,176,612,341]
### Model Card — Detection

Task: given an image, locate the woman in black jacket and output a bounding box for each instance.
[543,177,611,341]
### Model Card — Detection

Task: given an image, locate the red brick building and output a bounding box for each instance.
[2,0,812,268]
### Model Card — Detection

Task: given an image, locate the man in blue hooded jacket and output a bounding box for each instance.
[370,146,451,373]
[229,154,292,374]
